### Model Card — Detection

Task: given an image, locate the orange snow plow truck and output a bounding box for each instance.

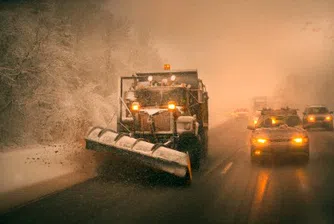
[85,65,209,184]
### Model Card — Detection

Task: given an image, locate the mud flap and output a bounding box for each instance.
[85,127,192,179]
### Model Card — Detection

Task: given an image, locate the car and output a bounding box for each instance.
[302,105,333,131]
[232,108,249,118]
[247,108,309,164]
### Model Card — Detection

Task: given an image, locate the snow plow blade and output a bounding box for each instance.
[85,127,192,180]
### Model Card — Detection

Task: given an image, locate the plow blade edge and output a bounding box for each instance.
[85,127,192,179]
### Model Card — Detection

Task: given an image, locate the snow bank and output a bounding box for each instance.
[0,143,100,212]
[0,143,99,194]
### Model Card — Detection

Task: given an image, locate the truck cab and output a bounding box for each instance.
[118,69,209,169]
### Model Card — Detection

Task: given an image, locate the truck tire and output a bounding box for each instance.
[178,134,202,170]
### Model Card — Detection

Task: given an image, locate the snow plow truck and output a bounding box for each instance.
[85,65,209,184]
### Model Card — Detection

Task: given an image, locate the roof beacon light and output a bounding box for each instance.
[164,64,171,70]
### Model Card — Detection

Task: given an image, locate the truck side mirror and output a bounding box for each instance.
[330,111,333,114]
[247,125,255,130]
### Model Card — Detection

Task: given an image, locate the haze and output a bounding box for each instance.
[2,1,334,220]
[108,0,334,124]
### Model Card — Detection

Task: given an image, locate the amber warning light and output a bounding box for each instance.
[164,64,171,70]
[168,101,176,111]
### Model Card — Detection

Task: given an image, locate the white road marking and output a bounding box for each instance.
[203,160,226,177]
[221,162,233,174]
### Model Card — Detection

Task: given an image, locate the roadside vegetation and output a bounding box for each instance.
[0,0,161,146]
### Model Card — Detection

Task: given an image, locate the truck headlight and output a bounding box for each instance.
[326,116,332,121]
[131,102,140,112]
[168,101,176,111]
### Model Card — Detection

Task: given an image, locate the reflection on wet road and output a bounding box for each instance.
[2,118,334,223]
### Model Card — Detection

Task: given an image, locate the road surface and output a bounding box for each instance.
[2,118,334,223]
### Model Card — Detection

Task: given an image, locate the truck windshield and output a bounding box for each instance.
[135,88,187,107]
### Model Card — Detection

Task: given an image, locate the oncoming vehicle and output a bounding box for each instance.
[232,108,249,118]
[247,108,309,164]
[85,65,209,184]
[302,105,333,131]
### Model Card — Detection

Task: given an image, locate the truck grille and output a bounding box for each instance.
[139,111,171,132]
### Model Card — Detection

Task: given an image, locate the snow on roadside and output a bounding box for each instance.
[0,143,99,194]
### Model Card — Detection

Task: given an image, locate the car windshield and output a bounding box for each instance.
[135,87,187,107]
[257,115,302,128]
[307,107,329,114]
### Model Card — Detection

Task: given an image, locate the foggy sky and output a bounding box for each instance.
[108,0,334,122]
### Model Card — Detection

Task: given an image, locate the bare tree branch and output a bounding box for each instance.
[0,72,16,82]
[0,100,12,114]
[0,67,16,71]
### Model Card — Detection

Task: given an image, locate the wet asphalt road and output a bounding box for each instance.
[2,118,334,224]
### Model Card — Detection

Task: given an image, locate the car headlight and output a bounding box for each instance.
[325,116,332,121]
[252,138,268,145]
[307,116,315,122]
[292,137,308,144]
[257,138,267,144]
[293,137,303,143]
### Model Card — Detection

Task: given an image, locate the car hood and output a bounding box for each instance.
[253,125,307,140]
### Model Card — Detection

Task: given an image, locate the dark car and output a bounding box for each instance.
[247,108,309,164]
[302,105,333,131]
